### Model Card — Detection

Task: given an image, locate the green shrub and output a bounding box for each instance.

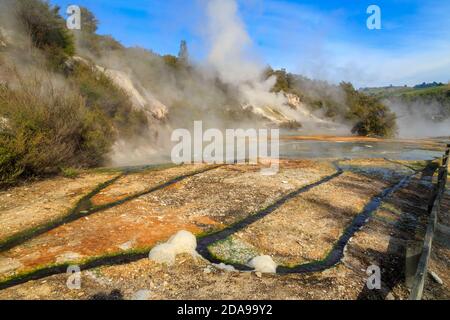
[0,143,24,186]
[15,0,75,68]
[265,67,295,93]
[60,167,80,178]
[79,6,98,34]
[340,82,397,137]
[0,74,114,187]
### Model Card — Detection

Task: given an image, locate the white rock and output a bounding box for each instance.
[213,263,237,272]
[167,230,197,256]
[148,243,176,266]
[148,230,199,265]
[203,267,212,274]
[248,255,277,273]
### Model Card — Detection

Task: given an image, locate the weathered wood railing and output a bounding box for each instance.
[409,144,449,300]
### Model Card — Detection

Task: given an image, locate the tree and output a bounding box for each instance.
[178,40,188,62]
[163,54,179,68]
[340,82,397,137]
[80,6,98,34]
[16,0,75,56]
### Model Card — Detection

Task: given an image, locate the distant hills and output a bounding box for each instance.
[361,82,450,123]
[360,82,449,100]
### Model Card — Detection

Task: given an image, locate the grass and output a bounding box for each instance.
[208,237,259,265]
[61,167,81,179]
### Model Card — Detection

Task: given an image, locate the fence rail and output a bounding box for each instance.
[409,144,449,300]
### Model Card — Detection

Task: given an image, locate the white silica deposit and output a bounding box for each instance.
[248,255,277,273]
[148,243,177,265]
[148,230,198,265]
[213,263,237,272]
[167,230,197,255]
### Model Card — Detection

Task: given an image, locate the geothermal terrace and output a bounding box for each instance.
[0,137,448,300]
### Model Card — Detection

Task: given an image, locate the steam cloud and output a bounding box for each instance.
[205,0,287,109]
[386,99,450,138]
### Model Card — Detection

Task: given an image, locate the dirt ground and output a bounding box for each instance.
[210,171,391,266]
[0,173,119,244]
[0,160,335,282]
[0,144,448,300]
[425,186,450,300]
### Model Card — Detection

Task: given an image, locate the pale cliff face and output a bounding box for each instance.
[95,65,169,121]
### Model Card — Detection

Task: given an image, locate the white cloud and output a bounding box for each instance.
[235,0,450,87]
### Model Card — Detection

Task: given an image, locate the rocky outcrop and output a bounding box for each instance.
[285,93,330,124]
[286,93,302,109]
[243,92,332,129]
[101,68,168,120]
[243,104,292,125]
[67,56,169,122]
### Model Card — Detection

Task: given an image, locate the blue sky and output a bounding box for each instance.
[51,0,450,87]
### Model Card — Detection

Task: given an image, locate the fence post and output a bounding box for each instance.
[408,144,449,300]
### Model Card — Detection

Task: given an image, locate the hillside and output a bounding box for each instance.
[361,84,450,119]
[0,0,398,186]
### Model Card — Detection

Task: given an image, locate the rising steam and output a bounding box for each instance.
[204,0,287,109]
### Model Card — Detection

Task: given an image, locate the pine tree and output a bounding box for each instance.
[178,40,188,62]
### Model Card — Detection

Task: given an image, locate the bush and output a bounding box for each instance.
[340,82,397,137]
[79,6,98,34]
[15,0,75,68]
[0,74,114,187]
[60,167,80,178]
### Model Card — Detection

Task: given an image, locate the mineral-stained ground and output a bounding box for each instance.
[0,138,448,300]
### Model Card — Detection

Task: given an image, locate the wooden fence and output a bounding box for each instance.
[409,144,449,300]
